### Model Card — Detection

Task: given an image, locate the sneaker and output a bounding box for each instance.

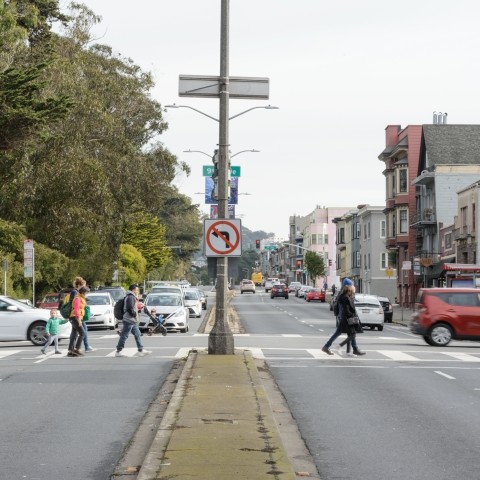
[136,350,152,357]
[353,350,366,356]
[73,349,84,356]
[346,352,355,358]
[40,349,46,355]
[67,351,76,357]
[335,346,343,356]
[115,351,127,357]
[54,351,62,354]
[85,348,96,352]
[321,346,334,356]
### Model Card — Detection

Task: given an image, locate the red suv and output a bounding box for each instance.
[410,288,480,346]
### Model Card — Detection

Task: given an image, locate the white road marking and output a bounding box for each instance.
[281,334,302,337]
[0,350,22,359]
[105,348,139,357]
[435,371,456,380]
[377,350,420,361]
[442,352,480,362]
[174,348,192,359]
[248,348,265,359]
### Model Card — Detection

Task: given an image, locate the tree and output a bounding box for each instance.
[118,244,147,286]
[304,251,325,286]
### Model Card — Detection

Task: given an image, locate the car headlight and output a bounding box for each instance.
[173,309,185,318]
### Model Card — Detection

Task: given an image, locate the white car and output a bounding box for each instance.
[183,288,202,318]
[139,293,190,333]
[354,294,385,331]
[85,292,117,330]
[240,280,256,294]
[264,278,279,293]
[0,296,71,346]
[288,282,301,293]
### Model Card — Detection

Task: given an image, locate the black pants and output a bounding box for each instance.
[68,319,85,351]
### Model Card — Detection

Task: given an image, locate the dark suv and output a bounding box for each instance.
[376,296,393,323]
[270,283,289,299]
[410,288,480,346]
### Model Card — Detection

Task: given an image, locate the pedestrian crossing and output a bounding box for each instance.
[1,347,480,363]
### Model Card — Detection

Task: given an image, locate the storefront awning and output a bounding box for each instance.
[442,263,480,272]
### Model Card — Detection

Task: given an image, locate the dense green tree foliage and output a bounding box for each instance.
[304,251,325,286]
[0,1,203,295]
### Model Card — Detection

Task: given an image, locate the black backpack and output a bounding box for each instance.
[114,296,126,320]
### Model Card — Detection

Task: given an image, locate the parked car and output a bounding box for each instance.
[195,288,208,310]
[150,285,184,296]
[139,293,189,333]
[410,288,480,346]
[295,285,307,297]
[305,288,326,302]
[95,286,126,302]
[183,288,203,318]
[271,283,289,299]
[297,285,311,298]
[354,294,384,331]
[376,296,393,323]
[264,278,279,293]
[288,281,302,293]
[241,279,256,294]
[0,296,71,346]
[38,293,60,309]
[85,292,117,330]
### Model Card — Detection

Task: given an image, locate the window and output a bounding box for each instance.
[368,253,371,269]
[381,252,387,269]
[381,220,386,238]
[356,222,361,238]
[399,169,408,193]
[367,222,371,239]
[445,233,452,249]
[400,210,408,234]
[311,234,317,244]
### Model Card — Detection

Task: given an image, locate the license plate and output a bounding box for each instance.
[361,309,370,313]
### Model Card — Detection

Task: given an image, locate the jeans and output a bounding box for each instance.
[116,322,143,352]
[339,332,359,351]
[323,319,342,348]
[68,320,85,351]
[43,334,60,352]
[82,321,91,349]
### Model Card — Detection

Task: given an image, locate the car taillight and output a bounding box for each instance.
[378,307,383,314]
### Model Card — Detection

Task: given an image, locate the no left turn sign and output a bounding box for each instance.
[204,219,242,257]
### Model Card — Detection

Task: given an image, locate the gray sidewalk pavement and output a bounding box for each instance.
[137,350,300,480]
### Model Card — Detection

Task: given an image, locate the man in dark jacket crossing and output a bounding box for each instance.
[115,284,152,357]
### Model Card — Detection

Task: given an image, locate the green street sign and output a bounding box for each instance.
[202,165,241,177]
[264,245,277,251]
[203,165,215,176]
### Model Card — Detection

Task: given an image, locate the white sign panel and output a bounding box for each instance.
[179,75,269,99]
[204,219,242,257]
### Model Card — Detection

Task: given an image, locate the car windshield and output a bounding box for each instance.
[87,296,111,305]
[2,297,35,310]
[146,295,182,307]
[184,291,199,300]
[42,295,60,303]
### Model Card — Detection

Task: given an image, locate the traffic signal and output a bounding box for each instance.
[255,239,260,249]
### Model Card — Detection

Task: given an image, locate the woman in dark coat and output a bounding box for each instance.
[337,284,366,356]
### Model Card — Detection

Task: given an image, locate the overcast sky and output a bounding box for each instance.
[75,0,480,238]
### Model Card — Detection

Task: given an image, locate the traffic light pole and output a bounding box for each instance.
[208,0,234,355]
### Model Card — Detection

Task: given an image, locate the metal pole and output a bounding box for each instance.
[209,0,234,354]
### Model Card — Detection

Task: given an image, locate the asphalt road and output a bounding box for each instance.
[233,290,480,480]
[2,289,479,480]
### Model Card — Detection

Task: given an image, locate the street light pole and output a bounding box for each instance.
[209,0,234,355]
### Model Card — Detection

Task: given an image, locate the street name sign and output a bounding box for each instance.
[179,75,269,99]
[203,165,241,177]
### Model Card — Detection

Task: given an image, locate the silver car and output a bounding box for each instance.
[85,292,117,330]
[139,293,190,333]
[183,288,203,318]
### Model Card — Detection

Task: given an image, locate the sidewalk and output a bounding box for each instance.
[137,350,298,480]
[392,306,414,326]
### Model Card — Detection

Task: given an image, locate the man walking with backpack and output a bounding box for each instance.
[115,284,152,357]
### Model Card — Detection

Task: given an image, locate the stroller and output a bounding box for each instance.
[144,306,167,336]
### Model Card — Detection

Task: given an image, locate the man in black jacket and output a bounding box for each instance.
[115,284,152,357]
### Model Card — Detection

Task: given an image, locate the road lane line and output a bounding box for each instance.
[435,371,456,380]
[0,350,22,359]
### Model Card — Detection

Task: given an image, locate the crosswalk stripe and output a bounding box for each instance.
[377,350,420,361]
[442,352,480,362]
[0,350,22,359]
[175,348,192,359]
